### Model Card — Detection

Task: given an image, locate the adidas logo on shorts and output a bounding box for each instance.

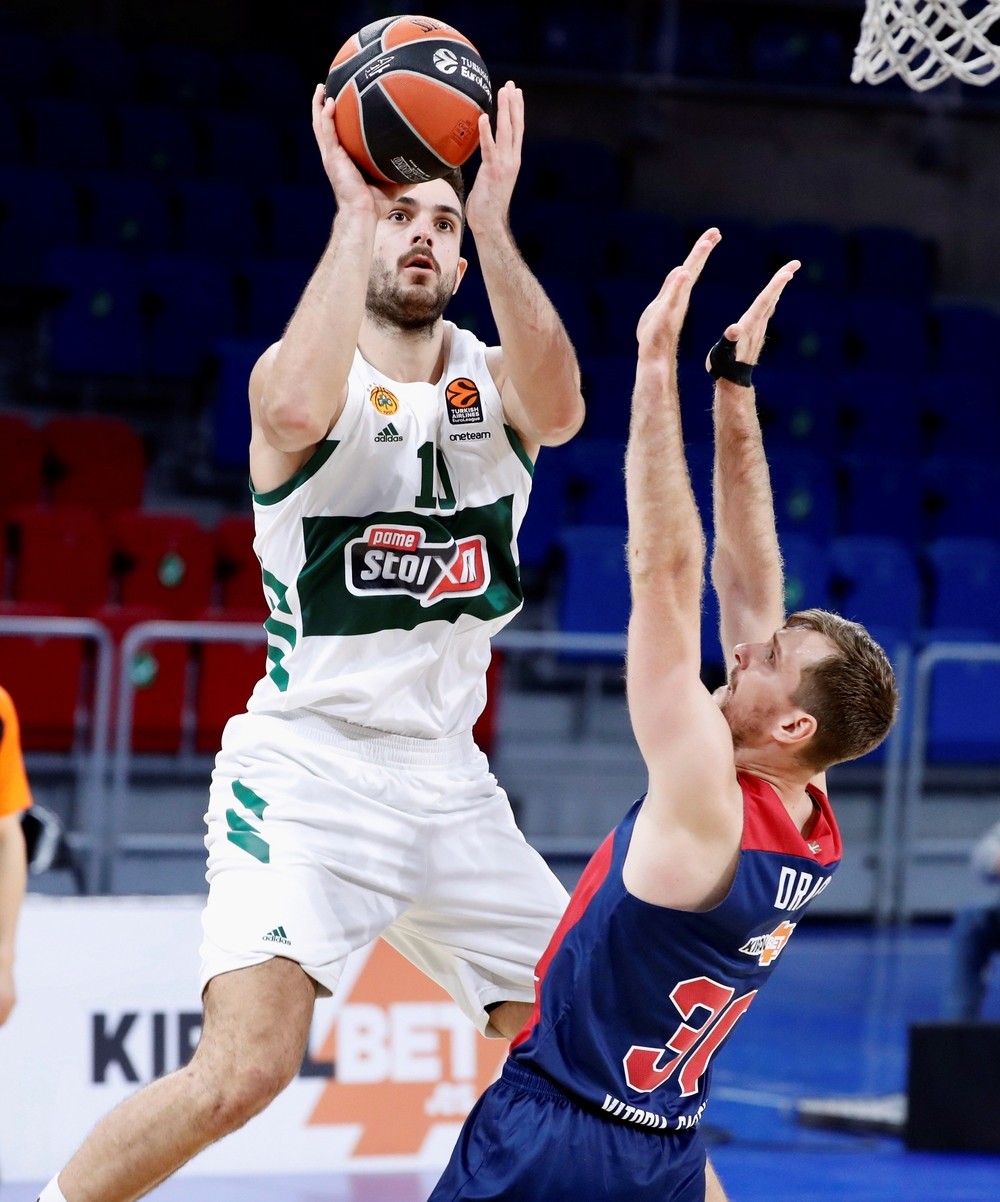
[262,925,291,946]
[375,422,403,443]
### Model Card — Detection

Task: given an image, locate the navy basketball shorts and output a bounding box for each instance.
[428,1060,707,1202]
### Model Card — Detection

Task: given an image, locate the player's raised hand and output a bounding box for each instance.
[466,80,523,235]
[636,229,721,363]
[707,260,800,372]
[312,85,405,212]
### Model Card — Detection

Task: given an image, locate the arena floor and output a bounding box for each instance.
[2,925,998,1202]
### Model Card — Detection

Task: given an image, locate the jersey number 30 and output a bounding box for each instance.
[623,976,757,1098]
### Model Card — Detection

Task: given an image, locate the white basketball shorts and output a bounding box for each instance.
[200,709,569,1033]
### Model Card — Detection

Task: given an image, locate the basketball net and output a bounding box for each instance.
[852,0,1000,91]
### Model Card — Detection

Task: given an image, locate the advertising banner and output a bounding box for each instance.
[0,897,507,1181]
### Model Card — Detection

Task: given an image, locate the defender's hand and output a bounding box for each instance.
[707,260,800,371]
[637,229,721,363]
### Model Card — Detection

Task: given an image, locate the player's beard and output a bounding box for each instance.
[718,683,775,752]
[366,259,454,333]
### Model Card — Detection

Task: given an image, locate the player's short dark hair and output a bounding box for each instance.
[440,166,466,209]
[785,608,899,772]
[439,167,467,241]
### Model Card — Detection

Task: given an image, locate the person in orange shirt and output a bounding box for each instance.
[0,685,32,1026]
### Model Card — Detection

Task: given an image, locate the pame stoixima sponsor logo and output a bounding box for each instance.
[345,523,490,605]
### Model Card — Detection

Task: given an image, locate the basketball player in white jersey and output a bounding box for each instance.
[38,80,585,1202]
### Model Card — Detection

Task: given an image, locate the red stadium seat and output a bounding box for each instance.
[0,601,86,751]
[43,415,146,516]
[95,603,190,754]
[214,514,265,616]
[0,414,45,519]
[8,504,112,614]
[111,510,216,619]
[194,623,265,754]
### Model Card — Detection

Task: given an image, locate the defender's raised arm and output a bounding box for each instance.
[709,262,800,660]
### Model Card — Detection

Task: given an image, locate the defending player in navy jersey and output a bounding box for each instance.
[428,231,899,1201]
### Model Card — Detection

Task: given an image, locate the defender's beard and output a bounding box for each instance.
[366,259,455,332]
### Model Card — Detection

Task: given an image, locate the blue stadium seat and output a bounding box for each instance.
[579,355,635,442]
[781,534,831,613]
[767,447,837,541]
[924,536,1000,641]
[0,95,25,164]
[838,451,924,543]
[172,177,262,261]
[41,245,143,377]
[929,301,1000,374]
[534,270,597,352]
[24,96,112,172]
[200,108,288,184]
[517,448,570,577]
[592,277,650,356]
[80,171,172,254]
[0,30,48,103]
[926,659,1000,764]
[562,439,627,527]
[829,535,922,641]
[836,368,922,458]
[263,183,332,261]
[557,524,630,640]
[764,289,847,370]
[142,251,239,379]
[850,225,934,297]
[114,102,200,177]
[921,454,1000,540]
[0,165,80,291]
[139,41,224,108]
[605,213,688,289]
[208,336,269,470]
[844,297,930,372]
[920,371,1000,457]
[447,268,498,346]
[514,200,612,279]
[765,221,849,292]
[49,31,139,102]
[236,256,312,340]
[755,367,839,453]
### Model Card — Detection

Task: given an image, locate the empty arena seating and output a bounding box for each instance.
[43,415,146,515]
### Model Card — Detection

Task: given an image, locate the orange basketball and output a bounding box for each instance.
[325,15,492,184]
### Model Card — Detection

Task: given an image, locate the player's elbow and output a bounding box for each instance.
[260,395,331,452]
[533,391,586,447]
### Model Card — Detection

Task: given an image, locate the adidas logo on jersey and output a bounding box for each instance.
[374,423,403,443]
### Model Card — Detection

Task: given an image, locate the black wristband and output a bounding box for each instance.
[708,336,754,387]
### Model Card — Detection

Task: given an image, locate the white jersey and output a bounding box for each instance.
[246,322,534,738]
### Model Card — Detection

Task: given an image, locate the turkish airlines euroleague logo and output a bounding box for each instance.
[445,377,484,425]
[345,523,490,604]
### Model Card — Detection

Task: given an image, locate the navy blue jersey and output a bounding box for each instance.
[509,772,841,1133]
